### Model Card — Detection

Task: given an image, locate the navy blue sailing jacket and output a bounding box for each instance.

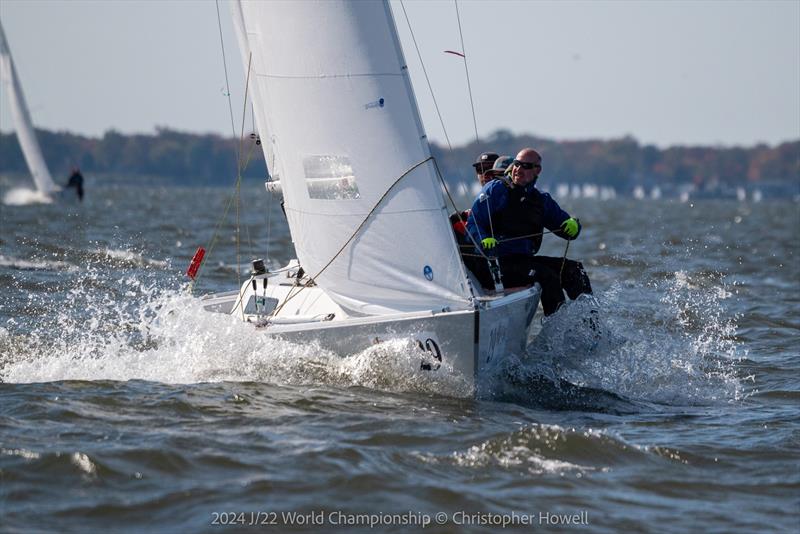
[466,178,580,257]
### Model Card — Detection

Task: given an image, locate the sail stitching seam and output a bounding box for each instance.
[255,73,403,79]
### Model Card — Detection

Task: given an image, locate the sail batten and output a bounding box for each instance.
[233,0,472,315]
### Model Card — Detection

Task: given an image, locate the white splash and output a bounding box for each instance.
[1,263,744,405]
[0,254,78,272]
[71,452,97,476]
[513,271,745,405]
[415,425,603,476]
[2,187,54,205]
[89,247,169,269]
[1,448,41,460]
[0,282,472,397]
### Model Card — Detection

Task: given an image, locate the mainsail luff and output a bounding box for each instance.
[229,1,282,182]
[234,0,473,315]
[0,19,58,194]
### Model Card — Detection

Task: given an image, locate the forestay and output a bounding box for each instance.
[233,0,473,315]
[0,19,58,195]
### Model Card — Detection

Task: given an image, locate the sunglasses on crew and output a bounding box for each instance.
[513,160,541,170]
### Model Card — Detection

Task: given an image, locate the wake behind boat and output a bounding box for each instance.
[192,1,541,395]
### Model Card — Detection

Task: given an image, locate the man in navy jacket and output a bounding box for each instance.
[466,148,592,315]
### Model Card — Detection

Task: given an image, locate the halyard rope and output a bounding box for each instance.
[454,0,479,144]
[399,0,453,151]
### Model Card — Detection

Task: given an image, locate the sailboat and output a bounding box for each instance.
[201,0,541,393]
[0,18,61,201]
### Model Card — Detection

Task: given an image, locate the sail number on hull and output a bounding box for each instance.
[417,337,442,371]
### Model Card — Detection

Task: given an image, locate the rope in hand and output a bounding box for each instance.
[559,239,570,286]
[458,225,575,286]
[456,227,561,247]
[431,158,491,264]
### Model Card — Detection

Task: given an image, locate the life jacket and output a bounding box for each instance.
[493,178,545,254]
[449,210,470,238]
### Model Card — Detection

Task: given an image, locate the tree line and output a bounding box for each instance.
[1,127,797,188]
[432,130,798,189]
[0,128,248,185]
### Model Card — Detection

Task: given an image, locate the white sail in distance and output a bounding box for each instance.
[0,19,59,195]
[233,0,472,315]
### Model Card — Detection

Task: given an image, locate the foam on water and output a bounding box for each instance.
[1,261,744,404]
[446,426,595,475]
[87,248,170,269]
[492,269,745,406]
[0,276,472,396]
[0,254,79,272]
[412,424,681,476]
[0,247,169,274]
[2,187,53,206]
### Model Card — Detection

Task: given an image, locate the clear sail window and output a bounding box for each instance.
[303,155,360,200]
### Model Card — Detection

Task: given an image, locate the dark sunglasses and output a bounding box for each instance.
[513,159,541,170]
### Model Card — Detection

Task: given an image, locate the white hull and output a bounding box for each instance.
[218,2,542,396]
[202,265,540,395]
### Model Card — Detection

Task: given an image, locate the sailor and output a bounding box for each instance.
[480,154,514,184]
[448,152,505,287]
[473,151,499,187]
[451,151,500,239]
[466,148,592,315]
[65,166,84,201]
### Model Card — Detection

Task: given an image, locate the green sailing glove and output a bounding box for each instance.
[481,237,498,250]
[561,217,580,238]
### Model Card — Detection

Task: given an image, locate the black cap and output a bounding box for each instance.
[492,155,514,171]
[472,152,499,168]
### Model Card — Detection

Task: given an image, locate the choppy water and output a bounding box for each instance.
[1,179,798,532]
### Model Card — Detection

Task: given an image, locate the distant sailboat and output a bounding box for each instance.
[0,18,60,201]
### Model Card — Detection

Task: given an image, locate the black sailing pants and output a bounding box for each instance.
[498,254,593,316]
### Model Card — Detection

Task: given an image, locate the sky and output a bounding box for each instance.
[1,0,798,149]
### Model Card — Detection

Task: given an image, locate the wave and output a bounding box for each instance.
[0,247,167,273]
[491,270,746,407]
[0,254,79,272]
[0,264,746,406]
[413,423,702,476]
[85,247,170,269]
[0,287,472,397]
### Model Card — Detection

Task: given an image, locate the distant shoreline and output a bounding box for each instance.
[1,128,797,191]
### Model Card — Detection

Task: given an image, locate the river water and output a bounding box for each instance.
[1,179,798,532]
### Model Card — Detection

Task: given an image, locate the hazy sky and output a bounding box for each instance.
[1,0,798,148]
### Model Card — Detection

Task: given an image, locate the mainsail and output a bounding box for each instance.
[229,1,282,181]
[0,19,59,195]
[233,0,472,315]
